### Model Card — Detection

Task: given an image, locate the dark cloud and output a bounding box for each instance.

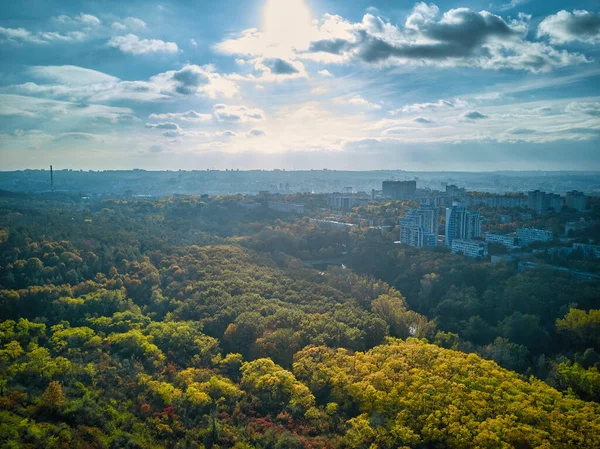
[247,129,266,137]
[304,8,586,72]
[308,38,351,54]
[462,111,488,120]
[310,10,519,64]
[213,105,265,123]
[171,66,210,94]
[262,58,299,75]
[145,122,181,130]
[52,132,96,142]
[413,117,433,124]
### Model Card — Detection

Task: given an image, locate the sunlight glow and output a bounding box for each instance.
[262,0,313,50]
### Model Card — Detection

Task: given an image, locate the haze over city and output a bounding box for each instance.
[1,0,599,170]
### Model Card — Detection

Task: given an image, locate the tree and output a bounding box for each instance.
[41,381,65,409]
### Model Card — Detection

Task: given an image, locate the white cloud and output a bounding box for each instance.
[111,17,147,32]
[498,0,530,12]
[213,104,266,122]
[0,26,88,44]
[149,111,212,122]
[348,95,382,110]
[191,39,198,46]
[318,69,333,77]
[0,94,136,123]
[111,22,128,32]
[107,34,179,55]
[538,10,600,45]
[27,65,119,85]
[55,13,101,27]
[392,98,470,114]
[566,102,600,117]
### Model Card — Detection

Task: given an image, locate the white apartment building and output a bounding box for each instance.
[451,239,489,258]
[517,228,554,246]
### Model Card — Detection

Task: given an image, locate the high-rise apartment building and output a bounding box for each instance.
[566,191,588,212]
[382,181,417,201]
[527,190,564,213]
[445,203,483,246]
[399,205,439,248]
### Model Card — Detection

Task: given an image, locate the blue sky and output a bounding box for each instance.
[1,0,599,170]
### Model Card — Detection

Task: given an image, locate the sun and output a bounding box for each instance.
[262,0,313,50]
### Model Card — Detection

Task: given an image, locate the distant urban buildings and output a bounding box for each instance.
[517,228,554,246]
[573,243,600,259]
[399,205,439,248]
[382,181,417,201]
[451,239,489,258]
[445,203,483,247]
[468,195,526,208]
[327,194,370,210]
[485,233,520,249]
[566,191,588,211]
[527,190,563,213]
[498,214,513,224]
[446,185,466,199]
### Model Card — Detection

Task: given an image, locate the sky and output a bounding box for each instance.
[0,0,599,171]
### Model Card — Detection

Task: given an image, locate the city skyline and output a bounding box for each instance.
[1,0,599,170]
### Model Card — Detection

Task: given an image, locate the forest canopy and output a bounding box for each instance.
[0,195,599,448]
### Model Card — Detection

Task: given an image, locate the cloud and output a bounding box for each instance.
[151,64,239,98]
[413,117,433,124]
[0,94,135,123]
[149,145,163,153]
[251,57,307,81]
[462,111,489,120]
[55,13,101,27]
[213,104,266,122]
[216,130,238,138]
[0,26,88,45]
[508,128,535,135]
[145,122,181,130]
[498,0,530,12]
[348,95,382,110]
[393,98,469,114]
[149,111,212,122]
[301,4,588,72]
[247,129,267,137]
[566,102,600,117]
[538,10,600,45]
[107,34,179,55]
[27,65,119,85]
[4,64,238,104]
[52,132,97,142]
[4,80,169,103]
[191,39,198,46]
[262,58,299,74]
[318,69,333,77]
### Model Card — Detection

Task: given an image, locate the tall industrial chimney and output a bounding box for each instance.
[50,165,54,192]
